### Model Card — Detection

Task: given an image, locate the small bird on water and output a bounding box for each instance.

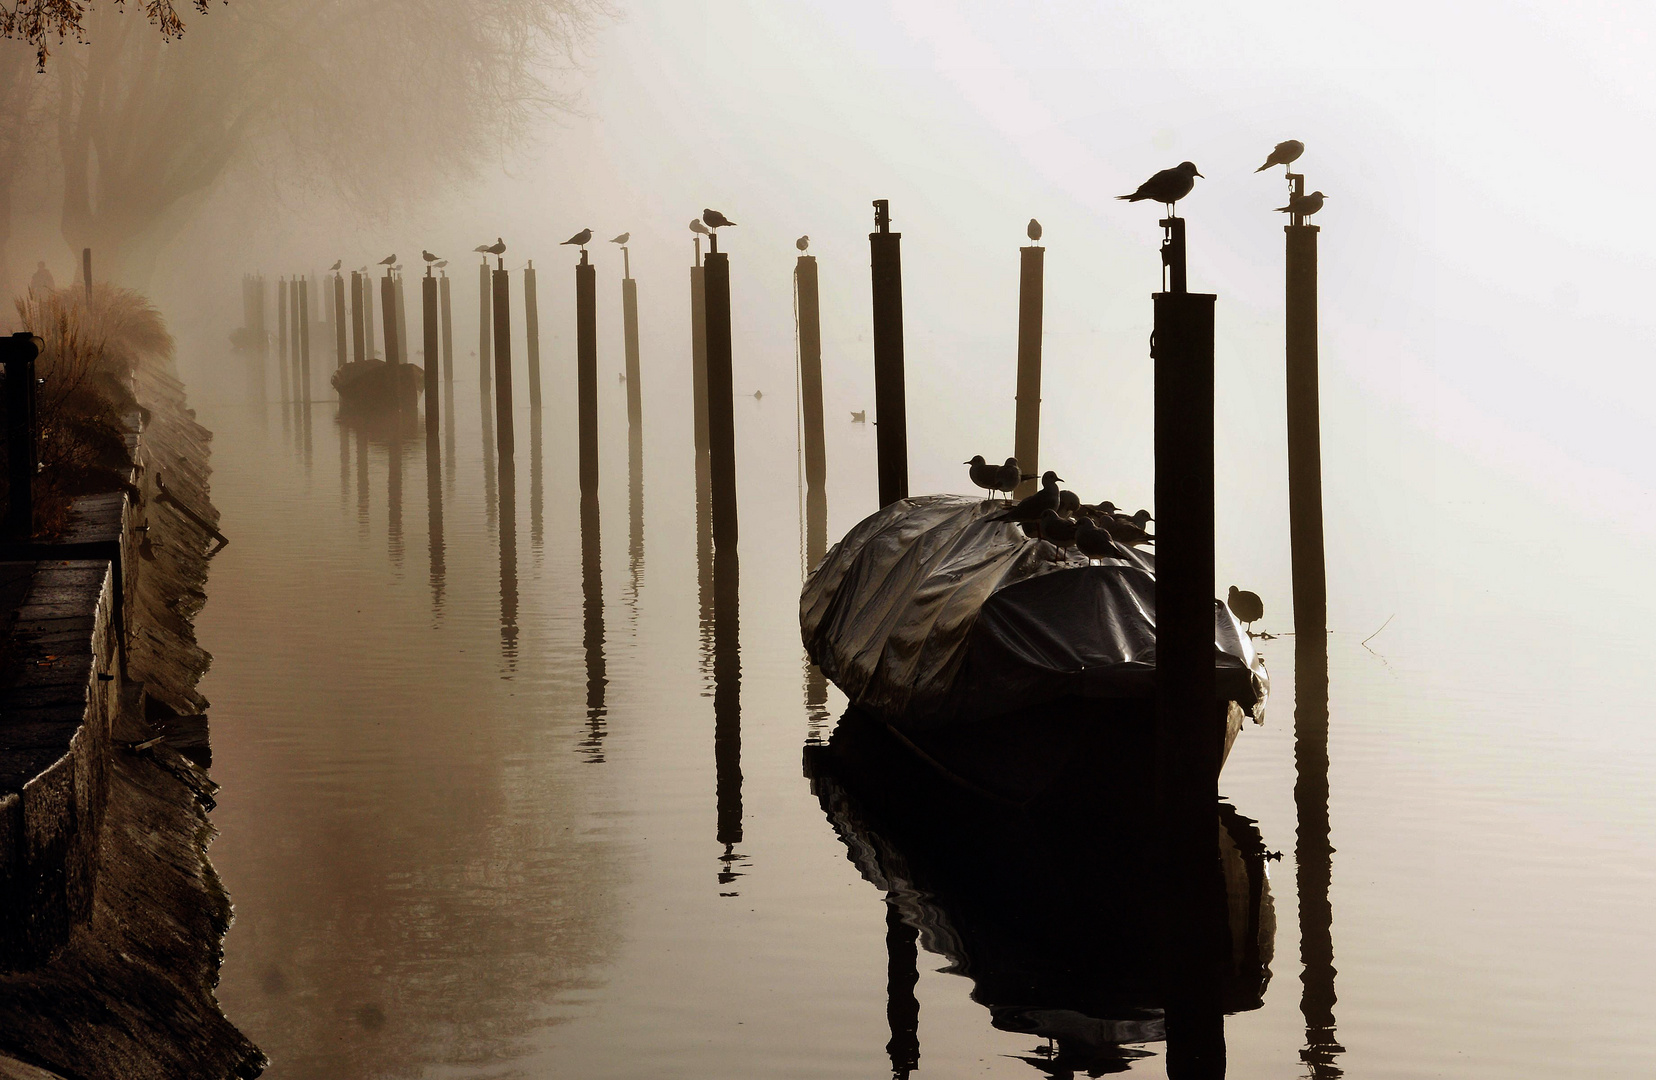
[991,471,1064,523]
[422,250,440,263]
[1227,586,1264,633]
[796,235,810,252]
[689,219,712,237]
[610,232,630,246]
[1256,140,1305,172]
[563,228,594,250]
[1275,191,1327,217]
[378,254,396,266]
[1117,162,1203,213]
[702,208,737,230]
[1027,218,1042,242]
[965,455,998,500]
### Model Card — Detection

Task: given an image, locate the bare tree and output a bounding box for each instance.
[0,0,211,69]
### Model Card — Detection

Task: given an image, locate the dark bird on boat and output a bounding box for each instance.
[1076,516,1122,563]
[1117,162,1203,212]
[1027,218,1042,242]
[378,254,396,266]
[689,219,712,237]
[422,250,440,263]
[1079,500,1120,519]
[1094,508,1154,546]
[1276,190,1327,217]
[1256,140,1305,172]
[484,237,507,256]
[702,208,737,229]
[563,228,594,250]
[796,235,810,252]
[991,471,1064,523]
[850,410,866,423]
[610,232,630,245]
[1057,489,1080,519]
[965,455,998,499]
[1227,585,1265,632]
[328,259,341,272]
[993,457,1022,498]
[1039,508,1079,557]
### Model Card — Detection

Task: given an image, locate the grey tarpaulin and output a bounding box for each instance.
[801,495,1268,729]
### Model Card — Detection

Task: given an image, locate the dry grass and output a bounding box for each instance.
[2,285,172,536]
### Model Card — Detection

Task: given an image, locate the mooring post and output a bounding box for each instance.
[691,239,710,457]
[380,272,400,365]
[524,260,542,408]
[704,244,738,548]
[363,269,377,359]
[277,277,289,403]
[1284,171,1326,634]
[298,276,313,403]
[492,258,514,462]
[622,250,642,433]
[869,199,908,507]
[81,248,92,305]
[423,272,440,441]
[439,272,454,383]
[1013,242,1046,499]
[333,273,347,371]
[289,277,303,404]
[477,259,493,395]
[395,271,410,369]
[1152,215,1228,1078]
[795,253,827,495]
[254,274,268,403]
[576,251,599,498]
[350,272,365,365]
[2,333,40,539]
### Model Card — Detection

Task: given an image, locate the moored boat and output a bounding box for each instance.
[330,359,423,412]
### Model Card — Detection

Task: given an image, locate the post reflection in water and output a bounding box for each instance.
[803,483,829,744]
[355,423,370,536]
[1295,628,1342,1077]
[529,408,545,558]
[387,423,404,568]
[711,543,743,890]
[884,899,921,1078]
[497,457,519,666]
[442,381,456,491]
[424,421,445,617]
[480,386,498,531]
[627,421,643,612]
[338,422,350,512]
[579,494,608,763]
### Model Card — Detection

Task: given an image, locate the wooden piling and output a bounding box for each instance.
[423,274,440,441]
[395,271,410,368]
[333,273,347,371]
[492,261,514,462]
[524,261,542,408]
[439,273,454,383]
[350,272,366,364]
[703,250,738,548]
[691,245,710,464]
[868,200,908,507]
[1285,195,1326,634]
[576,253,598,498]
[81,248,91,305]
[380,273,400,365]
[298,276,312,403]
[277,278,289,403]
[622,260,642,432]
[289,278,303,403]
[477,260,493,394]
[363,270,377,359]
[795,255,826,493]
[254,274,268,403]
[1013,244,1045,499]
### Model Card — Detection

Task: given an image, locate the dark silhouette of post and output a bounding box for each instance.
[289,277,302,403]
[333,273,347,372]
[622,248,642,432]
[380,273,400,365]
[363,269,377,359]
[869,199,908,506]
[477,260,492,395]
[492,259,514,462]
[277,277,290,403]
[580,492,608,761]
[81,248,91,305]
[1151,216,1227,1079]
[350,272,366,364]
[1295,628,1343,1078]
[2,333,40,538]
[524,261,542,408]
[499,459,519,665]
[795,254,826,495]
[576,252,599,498]
[1285,171,1326,634]
[439,272,454,383]
[423,274,440,441]
[1013,244,1045,498]
[253,274,268,403]
[425,413,446,615]
[395,271,410,368]
[704,248,738,548]
[298,277,312,403]
[712,543,742,884]
[691,242,711,558]
[885,900,921,1078]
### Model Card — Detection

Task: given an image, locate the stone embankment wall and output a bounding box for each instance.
[0,354,264,1078]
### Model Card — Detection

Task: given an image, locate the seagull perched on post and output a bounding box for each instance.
[796,235,810,252]
[422,250,440,263]
[1027,218,1042,242]
[689,219,711,237]
[473,243,491,253]
[483,237,506,256]
[1116,162,1203,214]
[702,208,737,230]
[563,228,594,250]
[1275,191,1327,217]
[328,259,342,272]
[434,259,447,269]
[610,232,630,246]
[378,254,396,266]
[1256,140,1305,172]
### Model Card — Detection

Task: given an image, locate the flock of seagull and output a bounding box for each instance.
[1117,139,1325,218]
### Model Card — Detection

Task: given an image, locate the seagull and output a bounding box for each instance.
[434,260,447,269]
[484,237,507,256]
[392,264,403,273]
[422,250,440,263]
[1075,516,1122,563]
[689,219,712,237]
[328,259,342,272]
[611,232,630,245]
[850,410,866,423]
[618,373,626,383]
[1094,508,1154,546]
[563,228,594,250]
[1227,586,1264,633]
[1038,509,1079,559]
[993,457,1023,499]
[753,390,763,400]
[1116,162,1203,213]
[1256,140,1305,173]
[378,254,396,266]
[1057,489,1080,519]
[702,208,737,229]
[990,471,1064,523]
[473,243,491,253]
[796,235,810,252]
[1027,218,1042,242]
[1275,191,1327,217]
[965,455,998,499]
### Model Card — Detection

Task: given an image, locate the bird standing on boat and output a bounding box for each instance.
[1095,508,1154,546]
[1117,162,1203,214]
[991,471,1064,523]
[702,208,737,230]
[1276,191,1327,217]
[1227,586,1264,633]
[1027,218,1042,243]
[1057,489,1080,519]
[1038,509,1079,559]
[965,455,998,500]
[563,228,594,250]
[1256,140,1305,172]
[993,458,1024,499]
[796,235,810,252]
[1075,516,1122,563]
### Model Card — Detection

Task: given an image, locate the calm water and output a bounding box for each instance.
[187,351,1656,1078]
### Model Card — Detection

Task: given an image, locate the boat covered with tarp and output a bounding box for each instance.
[330,359,423,412]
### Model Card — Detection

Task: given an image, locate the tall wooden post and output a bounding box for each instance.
[477,260,493,395]
[363,269,377,359]
[869,199,908,507]
[622,251,642,432]
[380,273,400,365]
[289,277,303,403]
[350,272,366,364]
[439,272,454,383]
[576,252,598,497]
[277,277,290,403]
[524,261,542,408]
[333,273,347,371]
[795,254,826,493]
[1013,244,1046,499]
[704,247,738,548]
[81,248,92,305]
[1285,171,1326,634]
[492,259,514,462]
[298,276,312,403]
[254,274,268,403]
[423,274,440,441]
[1152,215,1227,1078]
[396,271,410,367]
[2,333,40,538]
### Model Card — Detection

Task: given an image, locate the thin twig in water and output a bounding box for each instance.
[1361,614,1394,648]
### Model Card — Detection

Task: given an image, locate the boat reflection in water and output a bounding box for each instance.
[805,713,1273,1076]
